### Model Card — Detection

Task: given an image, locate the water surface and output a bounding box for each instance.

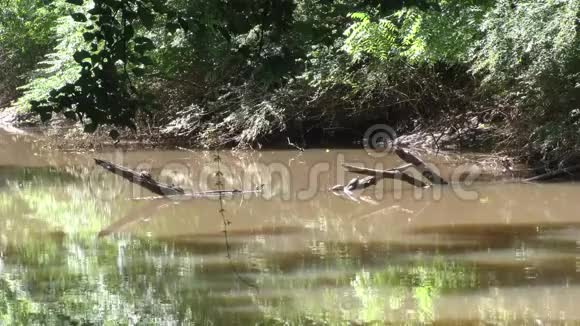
[1,130,580,325]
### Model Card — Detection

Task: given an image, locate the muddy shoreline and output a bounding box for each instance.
[2,107,576,182]
[1,106,498,151]
[0,123,528,187]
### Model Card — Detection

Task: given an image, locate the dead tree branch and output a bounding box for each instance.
[342,164,429,188]
[95,158,263,199]
[95,159,185,196]
[524,164,580,182]
[395,148,448,185]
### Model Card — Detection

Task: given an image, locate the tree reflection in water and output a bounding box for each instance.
[2,160,580,324]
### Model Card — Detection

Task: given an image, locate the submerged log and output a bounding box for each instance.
[342,164,429,188]
[95,159,264,199]
[395,148,448,185]
[95,159,185,196]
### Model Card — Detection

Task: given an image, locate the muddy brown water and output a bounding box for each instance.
[1,129,580,324]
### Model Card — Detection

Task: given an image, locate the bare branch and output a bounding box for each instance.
[395,148,448,185]
[95,158,185,196]
[342,164,429,188]
[524,164,580,182]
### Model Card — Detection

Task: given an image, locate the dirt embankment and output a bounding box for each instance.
[0,107,175,151]
[0,105,501,149]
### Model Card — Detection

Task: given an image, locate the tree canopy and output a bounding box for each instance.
[0,0,579,157]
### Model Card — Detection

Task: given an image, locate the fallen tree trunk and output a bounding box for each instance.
[342,164,429,188]
[395,148,448,185]
[95,159,185,196]
[95,158,263,199]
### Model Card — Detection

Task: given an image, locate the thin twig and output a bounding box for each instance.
[428,130,445,156]
[126,189,262,201]
[214,151,258,290]
[287,137,305,152]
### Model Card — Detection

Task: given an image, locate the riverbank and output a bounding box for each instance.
[0,104,502,151]
[0,103,526,156]
[0,105,528,184]
[4,103,580,183]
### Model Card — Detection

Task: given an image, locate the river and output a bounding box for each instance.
[1,129,580,325]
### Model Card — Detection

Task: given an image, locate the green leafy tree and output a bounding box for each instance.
[0,0,60,106]
[472,0,580,156]
[30,0,188,137]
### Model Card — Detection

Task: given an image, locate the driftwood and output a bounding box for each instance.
[343,176,377,191]
[95,159,185,196]
[95,159,263,238]
[95,159,263,199]
[335,147,447,194]
[342,164,428,188]
[395,148,448,185]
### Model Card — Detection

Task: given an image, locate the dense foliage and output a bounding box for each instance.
[1,0,579,159]
[0,0,60,107]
